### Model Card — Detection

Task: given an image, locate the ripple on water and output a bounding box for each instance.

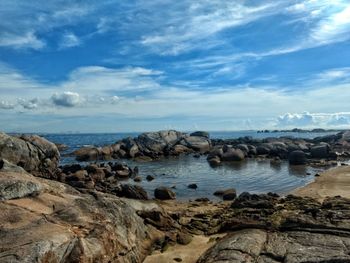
[119,155,322,201]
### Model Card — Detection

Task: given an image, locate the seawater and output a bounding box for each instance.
[42,131,333,200]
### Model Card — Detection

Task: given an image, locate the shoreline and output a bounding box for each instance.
[292,165,350,201]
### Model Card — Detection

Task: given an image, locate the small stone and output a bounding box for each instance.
[133,176,142,182]
[188,183,198,189]
[173,258,182,262]
[146,175,155,181]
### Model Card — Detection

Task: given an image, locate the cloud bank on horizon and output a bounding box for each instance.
[0,0,350,132]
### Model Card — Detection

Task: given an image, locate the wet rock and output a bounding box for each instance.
[146,175,155,181]
[288,150,307,165]
[208,156,221,166]
[222,189,237,200]
[134,176,142,182]
[119,184,148,200]
[154,187,176,200]
[311,144,330,158]
[221,148,245,162]
[74,147,100,161]
[188,183,198,189]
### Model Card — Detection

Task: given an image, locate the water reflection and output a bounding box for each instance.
[120,155,321,200]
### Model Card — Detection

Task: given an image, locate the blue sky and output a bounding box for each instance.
[0,0,350,132]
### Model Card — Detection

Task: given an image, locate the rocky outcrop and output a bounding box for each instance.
[73,130,212,161]
[0,163,162,263]
[0,133,60,178]
[58,162,148,200]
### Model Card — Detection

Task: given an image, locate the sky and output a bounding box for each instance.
[0,0,350,133]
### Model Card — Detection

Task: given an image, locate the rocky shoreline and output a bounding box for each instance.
[2,130,350,262]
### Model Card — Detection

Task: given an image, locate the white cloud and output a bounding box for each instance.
[51,92,81,107]
[140,1,283,55]
[59,32,81,49]
[0,100,15,109]
[0,31,45,50]
[276,112,350,128]
[18,98,39,109]
[311,5,350,45]
[277,112,315,127]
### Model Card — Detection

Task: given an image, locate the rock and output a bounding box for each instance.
[236,144,249,155]
[208,156,221,166]
[74,147,100,161]
[231,192,276,209]
[55,143,68,151]
[180,136,211,153]
[0,133,59,178]
[193,153,201,158]
[213,190,225,196]
[154,187,176,200]
[0,164,42,200]
[198,229,267,263]
[311,144,330,158]
[257,143,273,155]
[288,150,307,165]
[137,130,184,153]
[0,170,159,262]
[134,176,142,182]
[207,148,223,160]
[61,163,82,174]
[129,144,139,158]
[176,232,193,245]
[146,175,155,181]
[221,148,245,162]
[188,183,198,189]
[190,131,209,138]
[222,189,237,200]
[173,145,191,155]
[119,184,148,200]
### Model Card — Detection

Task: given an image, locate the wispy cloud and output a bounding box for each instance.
[59,32,81,49]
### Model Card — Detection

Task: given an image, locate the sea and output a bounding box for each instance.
[41,131,336,200]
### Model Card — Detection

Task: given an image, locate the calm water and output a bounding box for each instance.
[42,131,332,200]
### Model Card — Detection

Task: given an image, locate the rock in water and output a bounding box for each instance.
[288,150,307,165]
[0,133,59,178]
[154,187,176,200]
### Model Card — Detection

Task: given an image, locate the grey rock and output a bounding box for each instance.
[154,187,176,200]
[288,150,307,165]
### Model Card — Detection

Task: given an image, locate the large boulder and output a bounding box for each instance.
[221,148,245,162]
[137,130,183,153]
[289,150,307,165]
[179,136,211,153]
[311,144,330,158]
[0,133,59,178]
[190,131,210,138]
[0,163,160,263]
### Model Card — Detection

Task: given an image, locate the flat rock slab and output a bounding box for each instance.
[198,229,350,263]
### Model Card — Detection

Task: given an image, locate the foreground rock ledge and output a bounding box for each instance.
[0,165,162,263]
